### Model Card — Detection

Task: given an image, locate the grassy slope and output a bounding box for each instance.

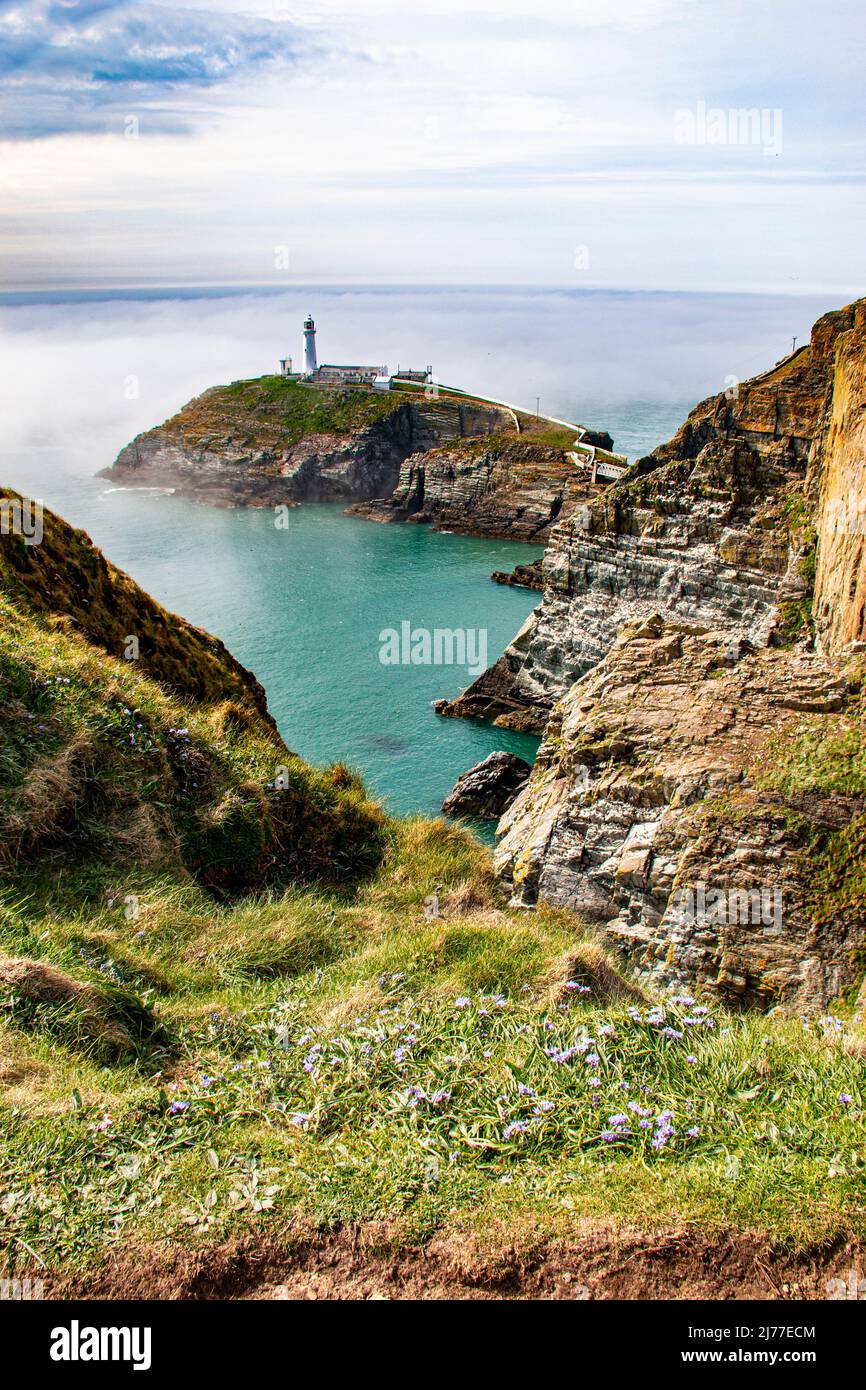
[0,514,864,1280]
[0,591,384,900]
[2,827,863,1274]
[148,377,587,463]
[0,489,274,719]
[153,377,447,459]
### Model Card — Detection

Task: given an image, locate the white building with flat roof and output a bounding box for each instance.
[279,317,432,389]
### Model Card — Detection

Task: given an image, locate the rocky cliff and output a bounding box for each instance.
[450,298,866,1011]
[440,301,863,731]
[102,377,522,509]
[348,435,606,542]
[495,616,864,1010]
[812,310,866,655]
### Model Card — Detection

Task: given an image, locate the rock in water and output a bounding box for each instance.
[491,558,545,590]
[442,751,531,819]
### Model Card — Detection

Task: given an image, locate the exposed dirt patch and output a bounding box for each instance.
[0,953,133,1053]
[48,1224,864,1301]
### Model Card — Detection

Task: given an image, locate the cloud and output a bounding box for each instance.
[0,0,321,136]
[0,0,863,290]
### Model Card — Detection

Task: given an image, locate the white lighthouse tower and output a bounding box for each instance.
[302,314,318,376]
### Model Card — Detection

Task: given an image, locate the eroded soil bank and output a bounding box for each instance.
[50,1225,865,1301]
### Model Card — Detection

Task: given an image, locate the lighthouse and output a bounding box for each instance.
[303,314,318,375]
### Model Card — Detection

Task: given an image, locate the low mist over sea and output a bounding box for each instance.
[1,284,839,505]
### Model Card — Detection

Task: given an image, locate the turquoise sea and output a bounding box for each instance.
[0,285,841,820]
[83,489,543,819]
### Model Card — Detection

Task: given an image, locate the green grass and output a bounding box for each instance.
[756,701,866,929]
[0,588,384,896]
[761,712,866,800]
[168,376,522,460]
[1,497,865,1281]
[2,852,863,1270]
[1,817,864,1272]
[519,427,576,450]
[214,377,412,448]
[776,487,819,647]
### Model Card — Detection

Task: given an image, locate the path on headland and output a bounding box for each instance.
[390,376,629,467]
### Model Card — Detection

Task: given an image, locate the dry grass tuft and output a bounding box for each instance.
[318,984,382,1027]
[542,940,646,1006]
[439,878,497,918]
[109,803,177,866]
[0,729,92,861]
[0,952,132,1053]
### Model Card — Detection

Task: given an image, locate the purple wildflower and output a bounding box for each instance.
[503,1120,529,1139]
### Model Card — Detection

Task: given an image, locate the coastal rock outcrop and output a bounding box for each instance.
[442,297,866,1010]
[494,618,861,1010]
[441,750,531,819]
[491,558,545,590]
[103,379,525,510]
[441,301,865,730]
[349,436,604,542]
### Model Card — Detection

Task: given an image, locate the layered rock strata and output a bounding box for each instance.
[444,298,866,1009]
[440,301,865,730]
[811,312,866,655]
[349,438,603,542]
[494,617,862,1010]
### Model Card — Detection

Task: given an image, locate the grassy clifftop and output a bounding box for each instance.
[165,376,417,453]
[0,497,864,1294]
[0,497,385,903]
[122,376,524,458]
[0,489,275,720]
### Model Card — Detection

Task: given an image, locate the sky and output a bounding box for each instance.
[0,0,864,292]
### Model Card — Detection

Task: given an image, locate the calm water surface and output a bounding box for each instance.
[89,490,543,819]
